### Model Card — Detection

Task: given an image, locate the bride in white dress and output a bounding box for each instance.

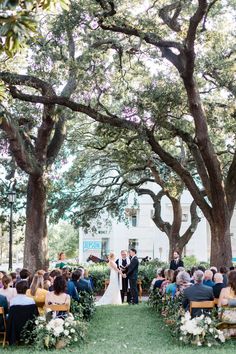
[96,252,123,306]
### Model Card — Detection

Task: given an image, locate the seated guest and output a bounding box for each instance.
[0,275,17,306]
[210,267,217,281]
[67,270,80,302]
[0,293,8,330]
[218,271,236,337]
[176,271,192,295]
[220,266,228,287]
[62,268,71,282]
[190,267,197,280]
[166,270,179,297]
[17,269,31,288]
[160,269,174,294]
[45,276,70,306]
[48,269,62,291]
[26,275,48,315]
[213,273,225,299]
[203,270,215,287]
[218,270,236,307]
[7,301,38,345]
[182,270,214,317]
[10,281,35,307]
[10,272,17,288]
[77,268,92,293]
[84,269,94,290]
[151,269,165,290]
[43,272,52,290]
[0,272,4,288]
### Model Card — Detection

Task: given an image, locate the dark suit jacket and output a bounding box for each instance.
[169,259,184,270]
[7,304,39,345]
[183,283,214,317]
[213,283,225,298]
[126,256,139,280]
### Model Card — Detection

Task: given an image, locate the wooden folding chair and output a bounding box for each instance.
[0,307,7,347]
[45,304,70,313]
[190,301,215,316]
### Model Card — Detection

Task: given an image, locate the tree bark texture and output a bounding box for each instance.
[24,175,48,271]
[209,218,232,269]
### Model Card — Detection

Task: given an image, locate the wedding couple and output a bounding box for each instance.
[96,248,139,306]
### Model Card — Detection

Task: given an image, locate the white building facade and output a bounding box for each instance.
[79,189,236,263]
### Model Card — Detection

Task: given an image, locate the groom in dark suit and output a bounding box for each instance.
[125,248,139,304]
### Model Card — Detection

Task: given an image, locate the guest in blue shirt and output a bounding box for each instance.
[10,281,35,306]
[76,269,92,293]
[67,270,80,302]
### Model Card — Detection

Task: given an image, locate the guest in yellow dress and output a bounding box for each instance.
[218,270,236,337]
[26,274,48,315]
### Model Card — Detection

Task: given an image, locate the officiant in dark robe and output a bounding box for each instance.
[116,250,131,303]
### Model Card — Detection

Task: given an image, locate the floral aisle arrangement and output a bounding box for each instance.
[149,289,226,347]
[148,290,183,324]
[177,312,225,347]
[23,314,87,349]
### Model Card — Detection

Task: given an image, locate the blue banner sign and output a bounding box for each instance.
[83,240,101,252]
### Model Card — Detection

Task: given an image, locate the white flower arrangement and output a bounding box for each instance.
[178,312,225,346]
[23,313,87,349]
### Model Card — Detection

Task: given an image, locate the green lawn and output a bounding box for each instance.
[1,304,236,353]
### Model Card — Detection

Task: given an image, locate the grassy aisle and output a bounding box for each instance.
[1,304,236,354]
[78,304,236,354]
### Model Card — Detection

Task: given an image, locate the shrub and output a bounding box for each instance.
[182,255,210,270]
[71,292,96,321]
[88,264,110,294]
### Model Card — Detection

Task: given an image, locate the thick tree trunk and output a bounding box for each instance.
[209,220,232,269]
[24,175,49,272]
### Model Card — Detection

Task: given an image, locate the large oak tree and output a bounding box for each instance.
[1,0,236,269]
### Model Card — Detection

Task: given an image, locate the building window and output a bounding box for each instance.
[182,213,188,222]
[128,239,139,251]
[101,238,109,258]
[125,208,138,227]
[131,215,137,227]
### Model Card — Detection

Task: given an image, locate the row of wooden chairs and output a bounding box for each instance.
[0,304,70,347]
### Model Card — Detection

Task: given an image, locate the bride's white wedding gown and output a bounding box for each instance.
[96,262,122,306]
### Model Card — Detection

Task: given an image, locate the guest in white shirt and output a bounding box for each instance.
[10,281,35,307]
[0,275,17,306]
